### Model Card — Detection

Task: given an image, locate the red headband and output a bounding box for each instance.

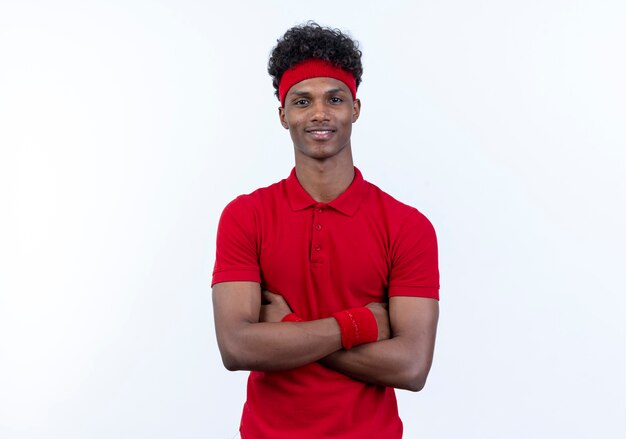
[278,58,357,106]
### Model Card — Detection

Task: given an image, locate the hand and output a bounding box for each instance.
[365,302,390,341]
[259,290,293,323]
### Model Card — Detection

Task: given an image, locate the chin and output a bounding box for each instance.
[298,142,348,161]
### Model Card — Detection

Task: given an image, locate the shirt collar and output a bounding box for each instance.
[285,167,368,217]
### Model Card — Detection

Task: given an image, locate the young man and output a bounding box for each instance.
[212,22,440,439]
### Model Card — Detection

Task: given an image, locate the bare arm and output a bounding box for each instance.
[213,282,389,372]
[319,296,439,392]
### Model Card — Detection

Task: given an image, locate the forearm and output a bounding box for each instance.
[320,297,439,391]
[217,318,342,372]
[319,337,432,391]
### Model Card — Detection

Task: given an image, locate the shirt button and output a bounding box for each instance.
[316,207,323,213]
[315,245,321,252]
[315,224,322,231]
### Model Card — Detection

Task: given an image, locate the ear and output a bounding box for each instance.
[352,98,361,123]
[278,107,289,129]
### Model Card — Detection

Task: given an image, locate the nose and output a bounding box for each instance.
[310,101,330,122]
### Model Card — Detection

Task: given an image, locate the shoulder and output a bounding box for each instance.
[222,177,287,215]
[216,178,287,242]
[363,179,435,231]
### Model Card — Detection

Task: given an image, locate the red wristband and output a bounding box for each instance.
[281,313,303,322]
[332,307,378,350]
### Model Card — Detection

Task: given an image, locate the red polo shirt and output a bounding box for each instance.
[212,167,439,439]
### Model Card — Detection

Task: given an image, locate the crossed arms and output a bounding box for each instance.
[212,281,439,392]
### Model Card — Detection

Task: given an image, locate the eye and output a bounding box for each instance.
[293,98,309,106]
[330,96,343,104]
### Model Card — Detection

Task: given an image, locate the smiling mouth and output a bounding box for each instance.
[306,128,336,140]
[307,130,335,140]
[307,129,335,133]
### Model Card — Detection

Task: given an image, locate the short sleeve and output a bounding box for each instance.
[211,197,261,287]
[388,209,440,300]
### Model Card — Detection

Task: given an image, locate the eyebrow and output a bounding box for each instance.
[324,88,347,95]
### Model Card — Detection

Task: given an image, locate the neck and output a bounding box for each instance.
[295,153,355,203]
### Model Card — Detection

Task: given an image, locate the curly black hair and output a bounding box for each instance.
[268,21,363,100]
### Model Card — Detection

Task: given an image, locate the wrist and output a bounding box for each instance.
[332,307,378,350]
[281,313,303,322]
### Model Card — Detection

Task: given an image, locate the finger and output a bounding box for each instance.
[262,290,279,300]
[261,291,273,304]
[366,302,387,309]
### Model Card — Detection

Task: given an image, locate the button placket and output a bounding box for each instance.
[310,204,325,262]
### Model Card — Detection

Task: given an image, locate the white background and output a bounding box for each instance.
[1,1,625,438]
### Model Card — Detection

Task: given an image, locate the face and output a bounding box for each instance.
[279,77,361,162]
